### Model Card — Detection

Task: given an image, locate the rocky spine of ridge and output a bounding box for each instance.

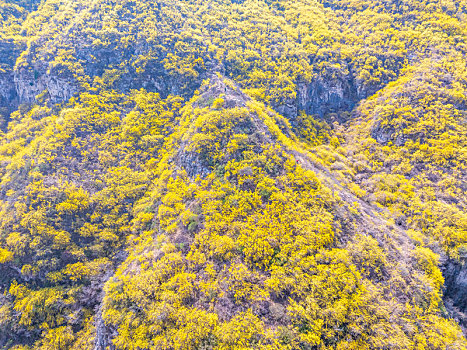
[90,75,464,348]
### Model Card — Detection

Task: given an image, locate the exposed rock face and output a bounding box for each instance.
[0,39,22,121]
[444,260,467,330]
[0,72,17,118]
[274,74,362,121]
[1,57,206,122]
[0,40,18,67]
[370,123,394,144]
[13,66,76,104]
[177,150,212,178]
[176,75,251,179]
[194,74,249,109]
[4,57,363,126]
[0,56,79,116]
[303,77,358,117]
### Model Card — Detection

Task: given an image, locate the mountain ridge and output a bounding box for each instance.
[0,0,466,349]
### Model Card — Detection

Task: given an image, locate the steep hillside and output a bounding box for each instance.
[342,53,467,328]
[99,76,465,349]
[0,0,466,349]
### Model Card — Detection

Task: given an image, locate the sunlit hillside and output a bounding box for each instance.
[0,0,466,349]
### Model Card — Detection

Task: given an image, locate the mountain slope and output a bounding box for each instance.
[0,0,466,349]
[101,76,465,349]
